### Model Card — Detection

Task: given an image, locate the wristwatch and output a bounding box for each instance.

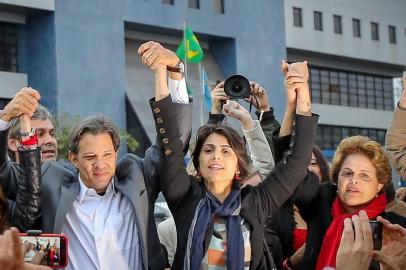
[167,61,185,74]
[19,127,36,138]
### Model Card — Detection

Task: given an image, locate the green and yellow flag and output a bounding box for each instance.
[176,26,204,63]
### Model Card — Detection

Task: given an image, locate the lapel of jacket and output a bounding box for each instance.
[115,174,149,269]
[53,177,80,233]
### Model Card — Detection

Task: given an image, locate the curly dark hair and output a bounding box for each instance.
[192,124,250,181]
[312,145,330,182]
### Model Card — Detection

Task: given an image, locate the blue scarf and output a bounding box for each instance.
[190,184,244,270]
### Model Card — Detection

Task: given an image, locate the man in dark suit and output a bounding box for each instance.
[0,42,192,270]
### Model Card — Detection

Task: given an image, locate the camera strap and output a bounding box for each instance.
[248,95,260,114]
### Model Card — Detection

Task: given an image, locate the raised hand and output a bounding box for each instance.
[210,81,229,114]
[0,88,40,122]
[285,61,311,116]
[138,41,179,71]
[373,216,406,270]
[336,210,373,270]
[223,100,254,130]
[243,81,270,112]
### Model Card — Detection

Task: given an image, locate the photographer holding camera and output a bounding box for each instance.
[208,77,279,181]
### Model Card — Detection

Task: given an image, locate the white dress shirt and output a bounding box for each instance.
[168,77,189,104]
[62,176,141,270]
[0,111,10,131]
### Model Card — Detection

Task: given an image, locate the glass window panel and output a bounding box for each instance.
[314,11,323,31]
[188,0,200,9]
[340,94,348,106]
[213,0,225,13]
[389,25,397,44]
[367,96,375,109]
[334,15,343,34]
[371,22,379,41]
[0,23,18,72]
[353,19,361,37]
[331,92,340,105]
[293,7,303,27]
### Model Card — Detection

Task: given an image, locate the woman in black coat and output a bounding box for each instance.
[152,61,318,269]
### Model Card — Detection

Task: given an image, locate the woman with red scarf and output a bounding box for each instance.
[297,136,406,270]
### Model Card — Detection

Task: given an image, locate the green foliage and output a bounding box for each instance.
[55,113,81,160]
[119,130,140,153]
[54,113,139,160]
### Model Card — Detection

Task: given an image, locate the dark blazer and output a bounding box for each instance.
[151,96,319,270]
[0,96,193,270]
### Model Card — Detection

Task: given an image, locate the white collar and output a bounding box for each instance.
[77,174,116,204]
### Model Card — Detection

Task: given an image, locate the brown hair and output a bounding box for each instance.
[330,136,391,187]
[192,124,250,180]
[68,114,120,154]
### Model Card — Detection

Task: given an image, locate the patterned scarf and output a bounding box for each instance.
[189,185,244,270]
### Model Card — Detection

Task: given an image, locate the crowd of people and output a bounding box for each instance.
[0,41,405,270]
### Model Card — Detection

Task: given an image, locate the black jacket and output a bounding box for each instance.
[2,146,42,232]
[151,96,318,270]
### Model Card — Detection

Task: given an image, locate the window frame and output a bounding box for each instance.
[314,11,323,31]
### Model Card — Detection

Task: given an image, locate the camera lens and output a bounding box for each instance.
[224,74,251,99]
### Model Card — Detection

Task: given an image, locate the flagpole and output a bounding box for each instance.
[199,62,204,126]
[183,21,188,86]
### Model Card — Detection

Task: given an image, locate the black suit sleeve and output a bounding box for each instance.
[150,96,194,210]
[9,147,41,232]
[252,114,319,218]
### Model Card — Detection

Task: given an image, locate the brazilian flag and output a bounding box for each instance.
[176,26,204,63]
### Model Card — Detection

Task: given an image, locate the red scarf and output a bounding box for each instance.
[315,193,387,270]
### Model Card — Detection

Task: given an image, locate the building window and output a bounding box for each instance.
[213,0,224,14]
[371,22,379,41]
[316,125,386,151]
[162,0,174,5]
[314,11,323,31]
[188,0,199,9]
[293,7,303,27]
[389,25,397,44]
[333,15,342,34]
[0,22,18,72]
[353,18,361,37]
[309,66,394,111]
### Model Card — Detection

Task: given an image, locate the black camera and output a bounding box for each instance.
[224,74,251,99]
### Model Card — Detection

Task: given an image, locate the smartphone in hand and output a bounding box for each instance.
[369,220,383,250]
[19,232,68,268]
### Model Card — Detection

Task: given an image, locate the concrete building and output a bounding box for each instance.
[284,0,406,158]
[0,0,287,156]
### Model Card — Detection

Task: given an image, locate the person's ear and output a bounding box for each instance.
[68,150,78,167]
[8,137,19,152]
[377,183,384,193]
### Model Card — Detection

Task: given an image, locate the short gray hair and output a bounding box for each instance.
[68,114,120,154]
[8,105,54,139]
